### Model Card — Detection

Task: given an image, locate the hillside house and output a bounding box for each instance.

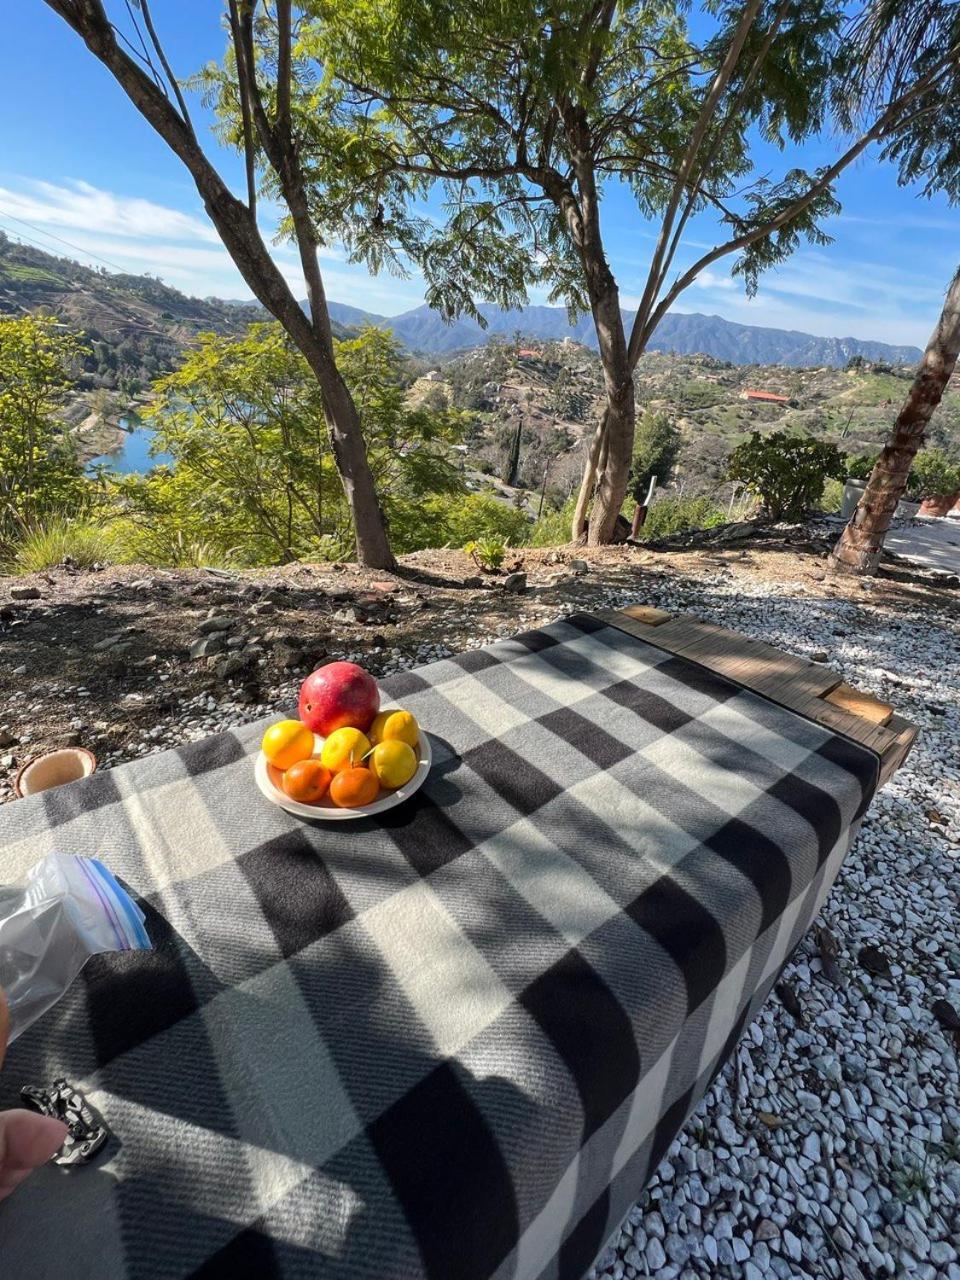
[741,389,790,404]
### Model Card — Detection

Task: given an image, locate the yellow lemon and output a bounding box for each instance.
[320,726,371,773]
[261,719,314,771]
[370,740,418,789]
[369,709,419,748]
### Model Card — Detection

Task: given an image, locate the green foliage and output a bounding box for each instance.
[727,431,846,520]
[844,451,878,479]
[427,493,530,548]
[629,411,681,503]
[529,496,578,547]
[464,537,506,571]
[113,324,474,565]
[0,314,89,553]
[908,447,960,498]
[5,517,121,575]
[820,477,845,514]
[636,495,726,540]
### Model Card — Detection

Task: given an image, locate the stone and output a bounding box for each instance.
[217,652,257,680]
[0,728,16,749]
[463,576,484,588]
[190,636,226,660]
[644,1237,666,1271]
[9,586,40,600]
[501,572,527,594]
[198,615,235,634]
[754,1219,780,1242]
[809,650,829,663]
[275,643,303,669]
[569,558,589,574]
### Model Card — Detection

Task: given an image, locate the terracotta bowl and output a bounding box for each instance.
[14,748,97,799]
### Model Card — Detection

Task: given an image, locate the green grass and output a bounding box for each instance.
[7,517,122,574]
[0,262,66,288]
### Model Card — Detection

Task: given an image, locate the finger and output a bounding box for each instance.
[0,1111,68,1202]
[0,987,8,1069]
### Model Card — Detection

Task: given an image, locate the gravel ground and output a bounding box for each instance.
[2,534,959,1279]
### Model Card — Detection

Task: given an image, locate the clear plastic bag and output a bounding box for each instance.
[0,854,151,1043]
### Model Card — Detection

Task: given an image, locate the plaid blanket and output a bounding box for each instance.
[0,614,878,1280]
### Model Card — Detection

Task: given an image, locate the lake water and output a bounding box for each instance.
[86,423,174,475]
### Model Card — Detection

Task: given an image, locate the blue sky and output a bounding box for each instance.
[1,3,958,347]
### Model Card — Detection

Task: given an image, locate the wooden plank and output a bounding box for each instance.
[601,606,916,786]
[620,605,673,626]
[824,682,893,726]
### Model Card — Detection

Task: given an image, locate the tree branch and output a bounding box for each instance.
[137,0,195,140]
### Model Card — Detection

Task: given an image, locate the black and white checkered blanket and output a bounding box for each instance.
[0,614,878,1280]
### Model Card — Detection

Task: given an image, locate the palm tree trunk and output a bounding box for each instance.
[831,265,960,575]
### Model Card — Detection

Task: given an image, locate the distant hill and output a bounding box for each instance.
[326,300,922,368]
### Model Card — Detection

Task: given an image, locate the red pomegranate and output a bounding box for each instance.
[298,662,379,737]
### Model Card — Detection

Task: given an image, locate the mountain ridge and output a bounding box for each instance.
[324,300,922,368]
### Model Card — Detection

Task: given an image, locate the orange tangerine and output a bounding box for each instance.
[281,759,332,804]
[261,719,314,771]
[329,766,380,809]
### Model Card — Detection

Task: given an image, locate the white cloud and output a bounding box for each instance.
[0,177,221,243]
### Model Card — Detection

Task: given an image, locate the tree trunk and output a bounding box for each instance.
[584,277,635,545]
[831,266,960,575]
[571,411,606,542]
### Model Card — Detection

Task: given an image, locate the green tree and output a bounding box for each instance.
[116,325,468,564]
[0,314,87,552]
[629,411,681,503]
[42,0,394,568]
[300,0,957,544]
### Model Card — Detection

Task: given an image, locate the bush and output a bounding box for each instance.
[7,517,121,574]
[464,537,506,571]
[414,492,530,550]
[637,494,725,540]
[908,447,960,499]
[820,478,845,514]
[529,495,578,546]
[727,431,845,521]
[844,451,878,480]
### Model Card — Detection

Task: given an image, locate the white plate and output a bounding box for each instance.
[254,722,432,821]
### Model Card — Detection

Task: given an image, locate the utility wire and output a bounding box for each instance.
[0,209,133,275]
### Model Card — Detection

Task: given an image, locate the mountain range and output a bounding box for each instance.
[325,301,922,368]
[0,228,921,374]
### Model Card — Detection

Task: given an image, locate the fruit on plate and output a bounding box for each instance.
[261,720,315,771]
[369,709,419,748]
[320,727,371,773]
[281,759,332,804]
[299,662,379,736]
[329,766,380,809]
[370,740,418,789]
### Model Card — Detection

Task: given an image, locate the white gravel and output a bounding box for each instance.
[6,553,959,1279]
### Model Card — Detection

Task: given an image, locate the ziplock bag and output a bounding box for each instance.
[0,853,151,1043]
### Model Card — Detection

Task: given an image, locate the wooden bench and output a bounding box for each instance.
[601,606,918,790]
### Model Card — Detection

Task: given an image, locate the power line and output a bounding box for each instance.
[0,208,133,275]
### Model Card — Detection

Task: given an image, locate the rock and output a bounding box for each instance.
[569,558,589,574]
[275,643,303,669]
[463,576,484,589]
[644,1237,666,1271]
[809,650,829,663]
[198,615,235,634]
[501,572,527,594]
[217,652,258,680]
[754,1219,780,1242]
[9,586,40,601]
[0,729,16,749]
[190,636,227,660]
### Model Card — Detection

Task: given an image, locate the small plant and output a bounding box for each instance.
[464,537,506,571]
[727,431,846,521]
[638,494,726,540]
[7,517,120,574]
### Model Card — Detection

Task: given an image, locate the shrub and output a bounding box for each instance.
[820,478,845,514]
[7,517,121,574]
[727,431,845,521]
[844,451,878,480]
[637,494,725,540]
[907,447,960,499]
[529,495,578,546]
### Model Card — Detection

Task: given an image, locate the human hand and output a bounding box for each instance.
[0,988,68,1202]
